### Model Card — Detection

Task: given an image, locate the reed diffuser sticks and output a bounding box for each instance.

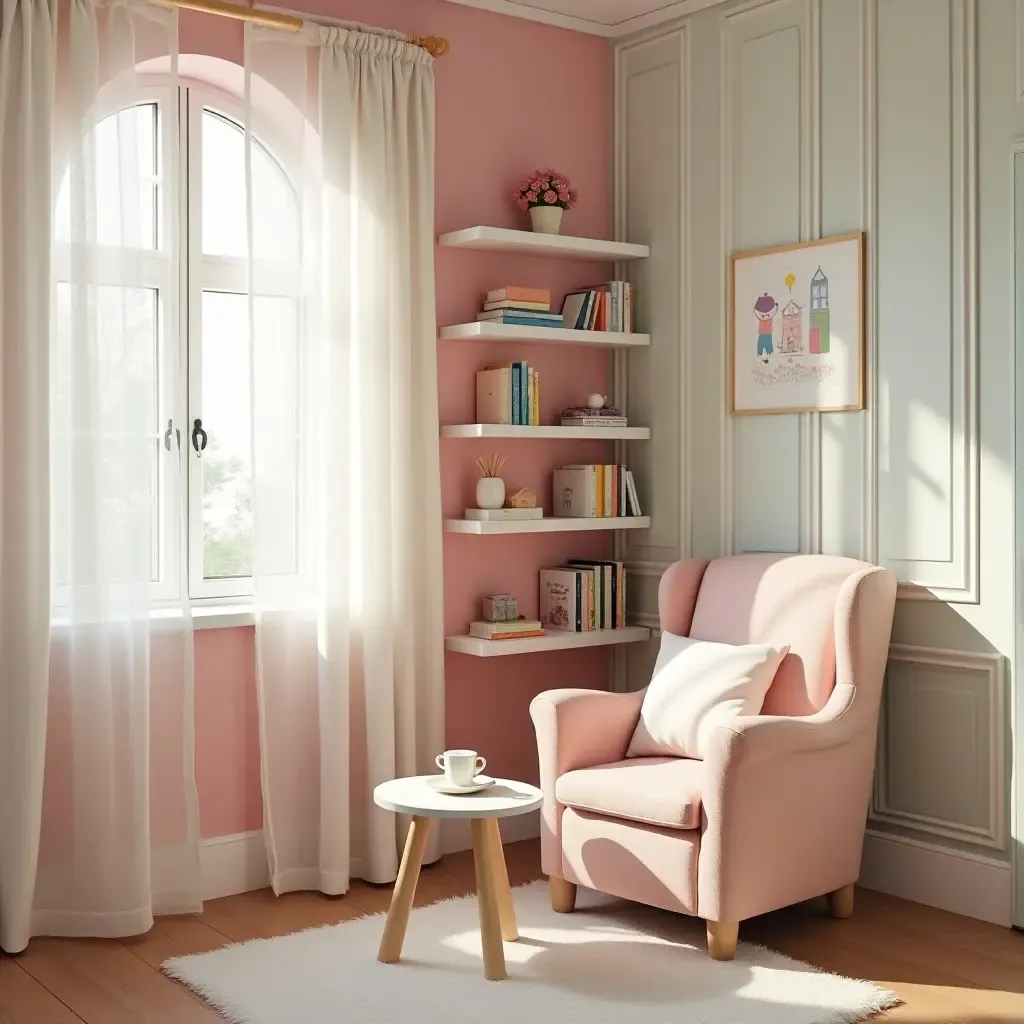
[473,452,507,478]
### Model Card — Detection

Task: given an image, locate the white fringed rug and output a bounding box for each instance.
[164,881,899,1024]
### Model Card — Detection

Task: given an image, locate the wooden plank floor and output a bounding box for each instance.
[2,839,1022,1023]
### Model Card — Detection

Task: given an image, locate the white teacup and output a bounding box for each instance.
[435,749,486,788]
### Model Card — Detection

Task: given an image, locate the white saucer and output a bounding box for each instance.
[427,775,496,795]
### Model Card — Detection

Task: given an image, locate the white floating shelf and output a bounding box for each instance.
[445,626,651,658]
[438,225,649,261]
[444,516,650,535]
[440,424,651,441]
[439,322,650,348]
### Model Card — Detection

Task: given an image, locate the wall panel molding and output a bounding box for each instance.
[1016,0,1024,101]
[877,0,979,603]
[721,0,814,557]
[615,29,690,573]
[806,0,823,555]
[861,0,878,565]
[872,643,1006,851]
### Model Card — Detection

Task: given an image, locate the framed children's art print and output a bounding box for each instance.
[729,232,865,414]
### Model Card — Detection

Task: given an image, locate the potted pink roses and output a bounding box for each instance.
[513,169,579,235]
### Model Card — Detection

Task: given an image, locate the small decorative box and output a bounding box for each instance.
[482,594,518,622]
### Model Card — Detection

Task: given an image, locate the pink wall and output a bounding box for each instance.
[186,0,613,838]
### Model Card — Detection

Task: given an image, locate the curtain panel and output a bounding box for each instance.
[0,0,200,953]
[246,24,445,894]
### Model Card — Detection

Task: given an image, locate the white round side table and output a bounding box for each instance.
[373,775,543,981]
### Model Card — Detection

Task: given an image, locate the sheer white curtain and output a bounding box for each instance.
[0,0,200,952]
[246,23,444,894]
[41,0,200,936]
[0,0,56,955]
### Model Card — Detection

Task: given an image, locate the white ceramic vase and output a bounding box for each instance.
[476,477,506,510]
[530,205,563,235]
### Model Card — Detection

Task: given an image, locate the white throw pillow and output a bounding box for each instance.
[626,633,789,760]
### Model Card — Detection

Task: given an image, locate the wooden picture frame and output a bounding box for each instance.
[728,232,865,415]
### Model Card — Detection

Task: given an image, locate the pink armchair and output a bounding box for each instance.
[530,553,897,960]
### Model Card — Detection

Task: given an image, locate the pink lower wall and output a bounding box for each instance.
[187,0,612,839]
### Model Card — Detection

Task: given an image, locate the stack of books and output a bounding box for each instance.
[560,406,628,428]
[476,362,540,425]
[476,287,563,329]
[540,562,627,633]
[560,281,635,333]
[469,618,545,641]
[552,465,642,518]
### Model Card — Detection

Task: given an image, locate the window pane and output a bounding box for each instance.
[55,103,158,249]
[201,109,299,261]
[200,291,299,582]
[201,291,253,579]
[253,299,300,578]
[53,284,160,586]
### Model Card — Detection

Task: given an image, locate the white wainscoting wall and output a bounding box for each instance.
[615,0,1020,926]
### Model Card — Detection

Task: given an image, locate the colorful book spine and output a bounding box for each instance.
[531,368,539,426]
[568,560,626,629]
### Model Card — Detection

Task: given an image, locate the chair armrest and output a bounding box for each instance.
[530,688,645,876]
[707,682,858,768]
[530,687,646,776]
[698,683,876,923]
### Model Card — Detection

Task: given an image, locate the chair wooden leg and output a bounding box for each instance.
[827,883,855,919]
[548,874,577,913]
[706,921,739,961]
[377,816,431,964]
[471,818,507,981]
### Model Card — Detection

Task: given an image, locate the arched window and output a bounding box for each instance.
[54,82,303,601]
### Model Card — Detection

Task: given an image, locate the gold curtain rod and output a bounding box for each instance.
[153,0,450,56]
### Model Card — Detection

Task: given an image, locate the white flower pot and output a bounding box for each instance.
[530,205,563,235]
[475,477,506,510]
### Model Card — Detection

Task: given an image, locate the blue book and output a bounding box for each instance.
[519,361,529,425]
[492,316,564,328]
[477,310,562,323]
[511,363,521,425]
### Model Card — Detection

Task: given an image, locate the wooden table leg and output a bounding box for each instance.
[484,817,518,941]
[471,817,507,981]
[377,815,432,964]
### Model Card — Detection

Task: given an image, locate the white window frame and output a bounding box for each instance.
[52,76,305,610]
[52,82,183,608]
[184,82,304,601]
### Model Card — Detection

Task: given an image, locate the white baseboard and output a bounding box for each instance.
[439,810,540,855]
[200,830,270,901]
[199,815,541,902]
[859,829,1012,926]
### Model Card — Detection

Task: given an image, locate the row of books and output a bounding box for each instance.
[476,363,540,425]
[475,286,563,330]
[469,618,545,640]
[560,406,628,428]
[472,283,638,333]
[561,281,635,333]
[553,465,643,518]
[540,561,628,633]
